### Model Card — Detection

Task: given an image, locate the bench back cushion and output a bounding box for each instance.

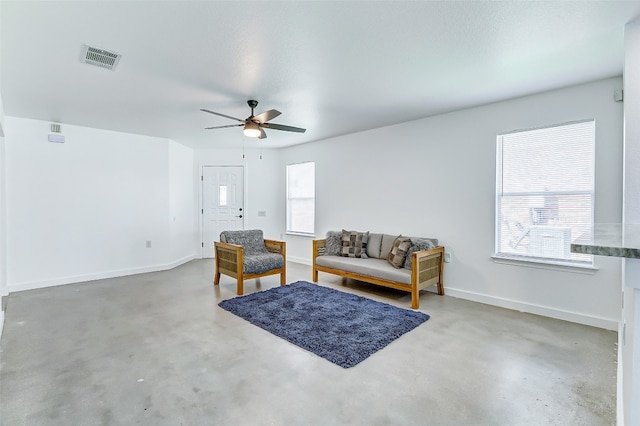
[366,233,383,258]
[371,233,433,259]
[324,231,438,265]
[380,234,398,259]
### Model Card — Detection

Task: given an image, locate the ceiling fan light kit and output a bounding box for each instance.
[202,100,306,139]
[243,122,262,138]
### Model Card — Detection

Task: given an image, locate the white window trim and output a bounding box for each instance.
[286,161,315,236]
[491,254,598,274]
[495,119,595,267]
[285,231,317,238]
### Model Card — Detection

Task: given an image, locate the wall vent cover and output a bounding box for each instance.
[80,44,121,70]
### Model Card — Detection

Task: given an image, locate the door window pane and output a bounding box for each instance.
[219,185,228,206]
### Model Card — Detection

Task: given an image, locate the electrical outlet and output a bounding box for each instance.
[146,241,152,248]
[614,89,624,102]
[444,252,451,263]
[258,210,266,217]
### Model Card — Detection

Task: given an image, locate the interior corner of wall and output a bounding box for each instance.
[0,99,5,138]
[0,310,4,341]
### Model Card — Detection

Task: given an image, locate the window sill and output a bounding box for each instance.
[285,232,316,239]
[491,254,599,274]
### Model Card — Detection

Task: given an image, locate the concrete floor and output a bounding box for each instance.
[0,260,617,425]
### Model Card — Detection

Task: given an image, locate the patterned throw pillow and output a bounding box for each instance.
[387,235,412,268]
[324,231,342,256]
[403,238,437,270]
[340,229,369,258]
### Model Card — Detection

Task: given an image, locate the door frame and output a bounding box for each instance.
[199,164,247,259]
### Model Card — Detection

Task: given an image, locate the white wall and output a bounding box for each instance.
[622,18,640,426]
[194,148,283,242]
[280,77,623,330]
[0,112,5,334]
[169,140,197,262]
[5,118,197,292]
[0,0,6,337]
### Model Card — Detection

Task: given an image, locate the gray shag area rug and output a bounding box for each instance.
[218,281,429,368]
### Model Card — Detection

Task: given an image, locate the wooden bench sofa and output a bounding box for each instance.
[312,231,444,309]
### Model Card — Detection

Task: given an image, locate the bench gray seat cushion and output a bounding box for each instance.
[244,253,284,274]
[315,256,411,285]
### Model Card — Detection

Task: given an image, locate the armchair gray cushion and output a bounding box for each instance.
[244,253,285,274]
[221,229,268,255]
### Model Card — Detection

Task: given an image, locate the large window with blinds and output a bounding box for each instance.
[286,161,315,236]
[495,120,595,266]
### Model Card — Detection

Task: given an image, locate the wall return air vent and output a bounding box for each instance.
[80,44,121,70]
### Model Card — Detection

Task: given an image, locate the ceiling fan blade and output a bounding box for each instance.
[205,124,243,130]
[200,108,245,123]
[253,109,281,123]
[258,127,267,139]
[262,122,306,133]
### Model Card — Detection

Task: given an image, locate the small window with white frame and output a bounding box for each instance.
[286,161,315,236]
[495,120,595,267]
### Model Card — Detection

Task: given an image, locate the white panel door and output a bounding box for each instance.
[202,166,244,258]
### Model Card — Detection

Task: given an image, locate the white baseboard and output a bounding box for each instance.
[7,254,197,294]
[288,256,311,266]
[617,324,624,426]
[446,287,618,331]
[301,259,615,330]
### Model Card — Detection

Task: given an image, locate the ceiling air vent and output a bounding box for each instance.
[80,44,121,71]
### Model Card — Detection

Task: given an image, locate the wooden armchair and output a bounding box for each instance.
[214,230,286,295]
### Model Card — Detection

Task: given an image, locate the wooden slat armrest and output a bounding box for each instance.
[413,245,445,261]
[265,239,286,255]
[313,239,327,257]
[214,241,242,270]
[214,241,243,255]
[413,245,445,297]
[311,239,327,283]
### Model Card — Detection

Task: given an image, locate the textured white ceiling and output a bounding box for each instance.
[1,1,639,149]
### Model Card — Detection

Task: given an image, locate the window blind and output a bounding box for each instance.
[496,120,594,265]
[286,162,315,235]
